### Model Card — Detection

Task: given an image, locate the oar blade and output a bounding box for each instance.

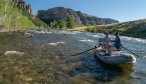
[71,47,97,56]
[121,45,140,58]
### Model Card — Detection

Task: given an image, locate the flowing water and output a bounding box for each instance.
[0,30,146,84]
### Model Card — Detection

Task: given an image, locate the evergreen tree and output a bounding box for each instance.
[66,16,75,28]
[50,20,66,29]
[50,20,58,29]
[57,20,66,29]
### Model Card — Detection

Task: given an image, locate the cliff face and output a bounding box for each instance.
[37,7,119,26]
[12,0,32,13]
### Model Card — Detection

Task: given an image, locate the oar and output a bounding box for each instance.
[71,46,97,56]
[121,45,140,58]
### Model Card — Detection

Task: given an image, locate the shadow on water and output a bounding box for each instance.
[68,52,134,82]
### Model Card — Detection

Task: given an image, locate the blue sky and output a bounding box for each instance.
[26,0,146,22]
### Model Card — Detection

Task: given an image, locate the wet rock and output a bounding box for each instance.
[4,50,24,56]
[24,31,33,37]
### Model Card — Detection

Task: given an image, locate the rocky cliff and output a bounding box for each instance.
[37,7,119,26]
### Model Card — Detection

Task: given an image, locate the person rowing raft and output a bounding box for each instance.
[108,32,122,55]
[98,32,122,56]
[112,31,122,50]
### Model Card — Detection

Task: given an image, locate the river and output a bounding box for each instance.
[0,30,146,84]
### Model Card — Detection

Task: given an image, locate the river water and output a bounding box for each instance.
[0,30,146,84]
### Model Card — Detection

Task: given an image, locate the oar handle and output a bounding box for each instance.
[121,45,140,57]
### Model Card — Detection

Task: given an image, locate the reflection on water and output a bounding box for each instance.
[0,30,146,84]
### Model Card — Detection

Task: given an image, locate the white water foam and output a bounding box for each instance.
[79,39,94,42]
[52,30,81,35]
[143,56,146,58]
[48,41,66,46]
[121,36,146,44]
[30,30,52,34]
[4,50,24,56]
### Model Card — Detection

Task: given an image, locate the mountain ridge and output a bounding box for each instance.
[37,7,119,26]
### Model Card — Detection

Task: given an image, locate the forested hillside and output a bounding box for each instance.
[0,0,48,31]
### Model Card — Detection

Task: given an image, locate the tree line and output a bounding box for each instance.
[50,16,75,29]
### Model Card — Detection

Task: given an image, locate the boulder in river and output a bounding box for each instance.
[4,50,24,56]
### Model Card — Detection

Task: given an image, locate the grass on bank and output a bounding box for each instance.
[66,24,146,39]
[0,0,48,30]
[66,26,96,32]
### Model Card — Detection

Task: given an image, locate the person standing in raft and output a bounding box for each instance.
[104,33,111,44]
[103,33,112,55]
[98,33,111,55]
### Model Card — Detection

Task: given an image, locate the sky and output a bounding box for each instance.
[25,0,146,22]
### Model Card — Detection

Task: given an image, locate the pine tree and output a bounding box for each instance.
[66,16,75,28]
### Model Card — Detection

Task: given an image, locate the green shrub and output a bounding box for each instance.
[66,16,75,28]
[0,0,48,30]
